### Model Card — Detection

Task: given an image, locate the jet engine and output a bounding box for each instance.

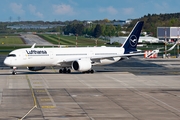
[72,59,91,72]
[27,66,46,71]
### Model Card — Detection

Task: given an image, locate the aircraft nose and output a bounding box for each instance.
[4,58,10,66]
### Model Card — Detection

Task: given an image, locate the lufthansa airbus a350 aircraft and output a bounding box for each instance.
[4,21,145,75]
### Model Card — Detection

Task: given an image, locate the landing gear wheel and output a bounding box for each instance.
[67,69,71,73]
[12,67,17,75]
[59,69,63,73]
[63,68,67,73]
[59,68,71,74]
[90,69,94,74]
[12,71,16,75]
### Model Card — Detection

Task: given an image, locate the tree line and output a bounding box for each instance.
[127,13,180,37]
[1,12,180,37]
[0,20,125,38]
[62,23,123,38]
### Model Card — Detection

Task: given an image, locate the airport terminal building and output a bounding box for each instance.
[110,36,159,44]
[110,27,180,44]
[157,27,180,42]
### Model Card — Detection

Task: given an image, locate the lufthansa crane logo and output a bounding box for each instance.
[129,35,137,47]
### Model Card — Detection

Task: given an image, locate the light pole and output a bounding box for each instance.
[177,27,179,57]
[76,34,78,47]
[58,26,61,46]
[164,27,167,58]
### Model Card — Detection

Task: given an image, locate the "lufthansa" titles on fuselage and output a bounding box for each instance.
[26,50,47,54]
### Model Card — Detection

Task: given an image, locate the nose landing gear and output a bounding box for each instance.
[12,67,17,75]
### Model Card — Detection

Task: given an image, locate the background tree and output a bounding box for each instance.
[93,24,102,38]
[63,24,73,35]
[104,25,116,37]
[115,25,122,36]
[100,24,106,36]
[73,24,84,35]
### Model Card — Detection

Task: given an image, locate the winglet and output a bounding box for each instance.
[166,41,180,52]
[31,43,36,48]
[147,41,180,57]
[122,21,144,54]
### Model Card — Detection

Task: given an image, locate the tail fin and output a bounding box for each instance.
[122,21,144,54]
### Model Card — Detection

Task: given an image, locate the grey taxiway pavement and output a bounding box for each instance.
[20,34,53,45]
[0,57,180,120]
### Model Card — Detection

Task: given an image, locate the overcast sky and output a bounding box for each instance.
[1,0,180,21]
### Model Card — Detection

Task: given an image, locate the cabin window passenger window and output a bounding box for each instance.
[7,54,16,57]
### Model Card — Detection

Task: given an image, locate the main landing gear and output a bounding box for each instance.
[59,68,95,74]
[59,68,71,73]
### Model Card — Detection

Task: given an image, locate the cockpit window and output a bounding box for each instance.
[7,54,16,57]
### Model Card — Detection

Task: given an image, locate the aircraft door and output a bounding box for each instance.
[88,50,94,57]
[23,53,27,60]
[50,51,53,59]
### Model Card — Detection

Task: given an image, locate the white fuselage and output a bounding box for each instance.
[4,46,125,67]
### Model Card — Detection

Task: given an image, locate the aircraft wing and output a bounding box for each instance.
[56,57,91,67]
[57,52,145,64]
[161,41,179,53]
[57,41,180,64]
[90,52,145,59]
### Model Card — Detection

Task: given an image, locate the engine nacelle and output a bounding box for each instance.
[27,66,46,71]
[72,59,92,72]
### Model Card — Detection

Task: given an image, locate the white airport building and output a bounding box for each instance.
[157,27,180,42]
[110,36,160,44]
